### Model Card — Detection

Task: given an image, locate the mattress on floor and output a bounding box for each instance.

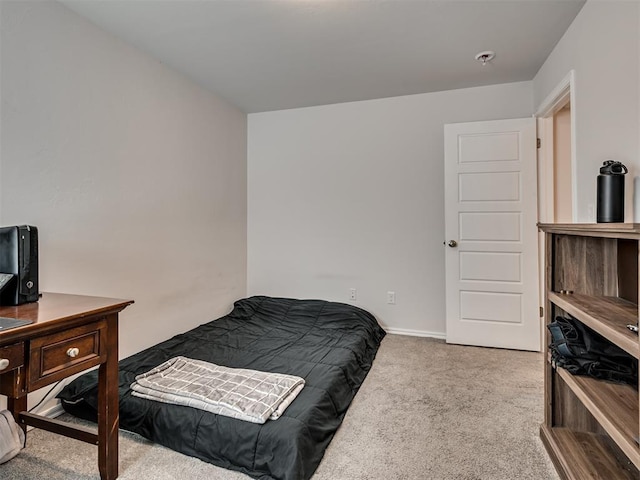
[58,295,386,480]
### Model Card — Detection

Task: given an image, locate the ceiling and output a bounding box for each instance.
[61,0,585,113]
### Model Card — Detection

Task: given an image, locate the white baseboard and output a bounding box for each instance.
[36,401,65,419]
[384,327,446,340]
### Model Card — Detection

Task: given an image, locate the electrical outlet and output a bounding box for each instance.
[387,291,396,305]
[349,288,357,301]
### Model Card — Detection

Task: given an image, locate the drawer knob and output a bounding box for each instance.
[66,347,80,358]
[0,358,9,370]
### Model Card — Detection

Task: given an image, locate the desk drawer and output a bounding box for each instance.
[0,342,24,373]
[29,320,106,391]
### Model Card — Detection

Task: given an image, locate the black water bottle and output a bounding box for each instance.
[597,160,627,223]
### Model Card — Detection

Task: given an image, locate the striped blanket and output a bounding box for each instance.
[130,356,305,424]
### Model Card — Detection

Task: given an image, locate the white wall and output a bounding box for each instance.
[248,82,533,336]
[533,1,639,222]
[0,0,247,368]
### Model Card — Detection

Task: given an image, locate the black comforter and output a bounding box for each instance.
[58,296,386,480]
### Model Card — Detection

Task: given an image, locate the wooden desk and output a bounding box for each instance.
[0,293,133,480]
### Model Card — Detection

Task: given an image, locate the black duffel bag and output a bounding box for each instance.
[547,315,637,385]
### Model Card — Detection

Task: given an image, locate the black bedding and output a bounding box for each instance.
[58,296,386,480]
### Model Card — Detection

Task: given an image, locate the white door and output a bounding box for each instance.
[444,118,539,351]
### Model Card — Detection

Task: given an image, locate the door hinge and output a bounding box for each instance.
[539,306,544,317]
[537,138,541,149]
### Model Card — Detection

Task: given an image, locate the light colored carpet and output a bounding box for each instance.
[1,335,559,479]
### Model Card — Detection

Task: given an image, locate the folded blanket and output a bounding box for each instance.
[130,356,304,424]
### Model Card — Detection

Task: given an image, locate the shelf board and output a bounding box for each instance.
[541,424,638,480]
[556,367,640,469]
[549,292,639,359]
[538,223,640,239]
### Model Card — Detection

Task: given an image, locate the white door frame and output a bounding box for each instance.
[535,70,577,345]
[535,69,578,223]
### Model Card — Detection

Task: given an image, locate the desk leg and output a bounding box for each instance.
[8,394,27,436]
[3,368,28,436]
[98,313,119,480]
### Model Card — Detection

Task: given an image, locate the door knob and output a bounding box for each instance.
[448,240,458,248]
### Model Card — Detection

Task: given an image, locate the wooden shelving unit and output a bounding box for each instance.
[540,427,637,480]
[548,293,639,358]
[557,368,639,467]
[539,223,640,480]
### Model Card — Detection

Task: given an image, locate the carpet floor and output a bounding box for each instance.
[1,335,559,479]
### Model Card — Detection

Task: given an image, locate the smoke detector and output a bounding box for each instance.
[475,51,495,66]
